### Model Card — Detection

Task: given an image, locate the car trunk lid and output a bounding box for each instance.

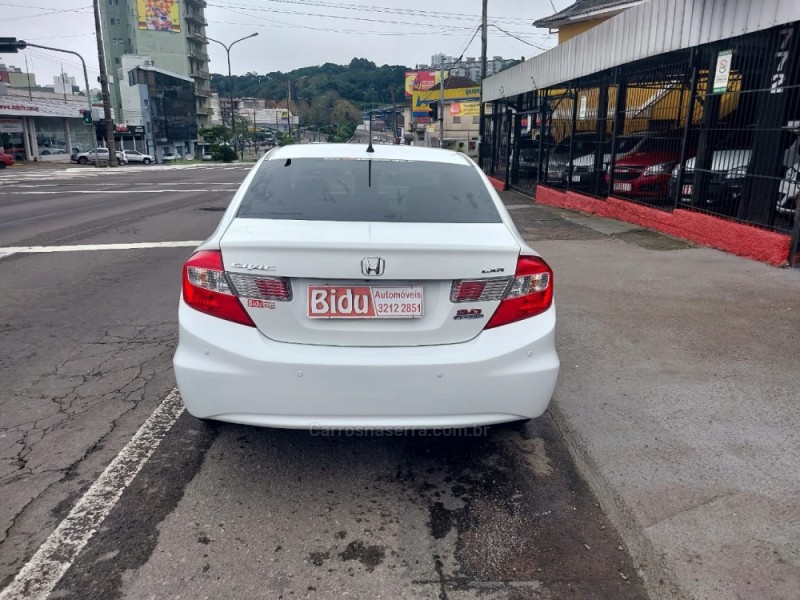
[219,218,521,347]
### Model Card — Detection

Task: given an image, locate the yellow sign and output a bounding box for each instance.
[413,87,481,116]
[137,0,181,32]
[449,102,480,117]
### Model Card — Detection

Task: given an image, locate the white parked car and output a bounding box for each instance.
[162,152,179,162]
[122,150,154,164]
[174,144,559,429]
[73,148,126,165]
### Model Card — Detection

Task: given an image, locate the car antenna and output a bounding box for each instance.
[366,110,374,153]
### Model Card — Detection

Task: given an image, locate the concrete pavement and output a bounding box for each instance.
[504,191,800,599]
[3,164,798,599]
[1,165,645,599]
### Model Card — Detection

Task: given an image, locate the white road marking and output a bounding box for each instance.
[0,389,185,600]
[0,241,201,258]
[0,189,236,195]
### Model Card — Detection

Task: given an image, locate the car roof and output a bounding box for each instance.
[266,143,472,166]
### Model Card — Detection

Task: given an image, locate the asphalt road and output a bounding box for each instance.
[0,162,645,599]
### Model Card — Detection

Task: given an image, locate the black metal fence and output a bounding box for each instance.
[484,23,800,263]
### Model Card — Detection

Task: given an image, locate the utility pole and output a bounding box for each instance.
[93,0,117,166]
[391,89,398,144]
[439,58,445,148]
[478,0,488,165]
[287,80,292,137]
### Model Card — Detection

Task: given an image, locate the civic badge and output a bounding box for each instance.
[361,257,385,276]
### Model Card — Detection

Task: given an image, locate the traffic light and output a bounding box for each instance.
[0,38,26,53]
[429,102,439,121]
[81,109,93,125]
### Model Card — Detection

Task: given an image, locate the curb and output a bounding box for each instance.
[547,400,688,600]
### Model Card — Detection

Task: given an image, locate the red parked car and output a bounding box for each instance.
[607,129,697,200]
[0,150,15,169]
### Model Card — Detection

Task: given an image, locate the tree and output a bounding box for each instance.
[199,124,231,144]
[209,59,406,115]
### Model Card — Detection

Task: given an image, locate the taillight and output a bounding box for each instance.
[182,250,256,327]
[485,255,553,329]
[450,277,511,302]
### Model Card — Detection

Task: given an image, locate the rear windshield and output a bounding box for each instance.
[236,157,501,223]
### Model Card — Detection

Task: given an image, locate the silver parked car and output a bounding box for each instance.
[122,150,154,165]
[73,148,127,165]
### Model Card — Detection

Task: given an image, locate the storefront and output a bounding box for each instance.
[480,0,800,266]
[0,96,96,161]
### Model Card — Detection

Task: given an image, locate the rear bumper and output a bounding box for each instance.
[174,301,560,429]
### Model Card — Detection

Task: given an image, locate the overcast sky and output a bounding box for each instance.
[1,0,565,88]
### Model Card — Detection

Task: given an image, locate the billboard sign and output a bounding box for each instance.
[449,102,480,117]
[412,87,481,118]
[0,118,23,133]
[137,0,181,33]
[404,70,449,98]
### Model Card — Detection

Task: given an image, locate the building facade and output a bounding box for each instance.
[0,64,36,89]
[0,83,97,162]
[481,0,800,266]
[427,54,518,81]
[120,61,198,159]
[99,0,212,130]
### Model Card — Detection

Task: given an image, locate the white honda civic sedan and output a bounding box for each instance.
[174,144,559,429]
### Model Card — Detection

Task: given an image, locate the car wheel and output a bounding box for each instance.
[78,157,88,165]
[143,158,151,165]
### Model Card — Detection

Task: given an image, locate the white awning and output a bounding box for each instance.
[484,0,800,102]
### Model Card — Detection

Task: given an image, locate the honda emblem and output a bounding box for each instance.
[361,257,385,276]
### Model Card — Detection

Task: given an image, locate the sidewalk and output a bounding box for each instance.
[501,191,800,599]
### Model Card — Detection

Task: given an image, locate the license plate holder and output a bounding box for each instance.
[682,184,693,196]
[307,285,423,319]
[614,182,632,192]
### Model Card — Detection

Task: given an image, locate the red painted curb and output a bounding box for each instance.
[488,176,507,192]
[534,185,791,266]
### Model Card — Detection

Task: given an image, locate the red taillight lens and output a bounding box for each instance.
[182,250,256,327]
[485,255,553,329]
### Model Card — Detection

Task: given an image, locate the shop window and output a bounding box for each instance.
[452,116,461,124]
[472,116,480,125]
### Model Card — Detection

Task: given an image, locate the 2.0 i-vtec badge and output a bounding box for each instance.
[453,308,485,320]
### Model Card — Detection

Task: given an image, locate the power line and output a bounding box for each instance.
[213,7,480,38]
[209,1,540,35]
[20,48,100,74]
[210,0,532,24]
[490,23,551,51]
[2,5,92,21]
[23,32,96,41]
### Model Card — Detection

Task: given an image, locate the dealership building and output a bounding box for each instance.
[480,0,800,266]
[0,84,98,161]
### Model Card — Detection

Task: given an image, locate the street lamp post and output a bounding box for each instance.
[287,76,307,138]
[206,32,258,160]
[21,42,99,167]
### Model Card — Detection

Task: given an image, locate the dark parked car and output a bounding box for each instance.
[669,126,800,216]
[566,131,653,191]
[545,132,605,185]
